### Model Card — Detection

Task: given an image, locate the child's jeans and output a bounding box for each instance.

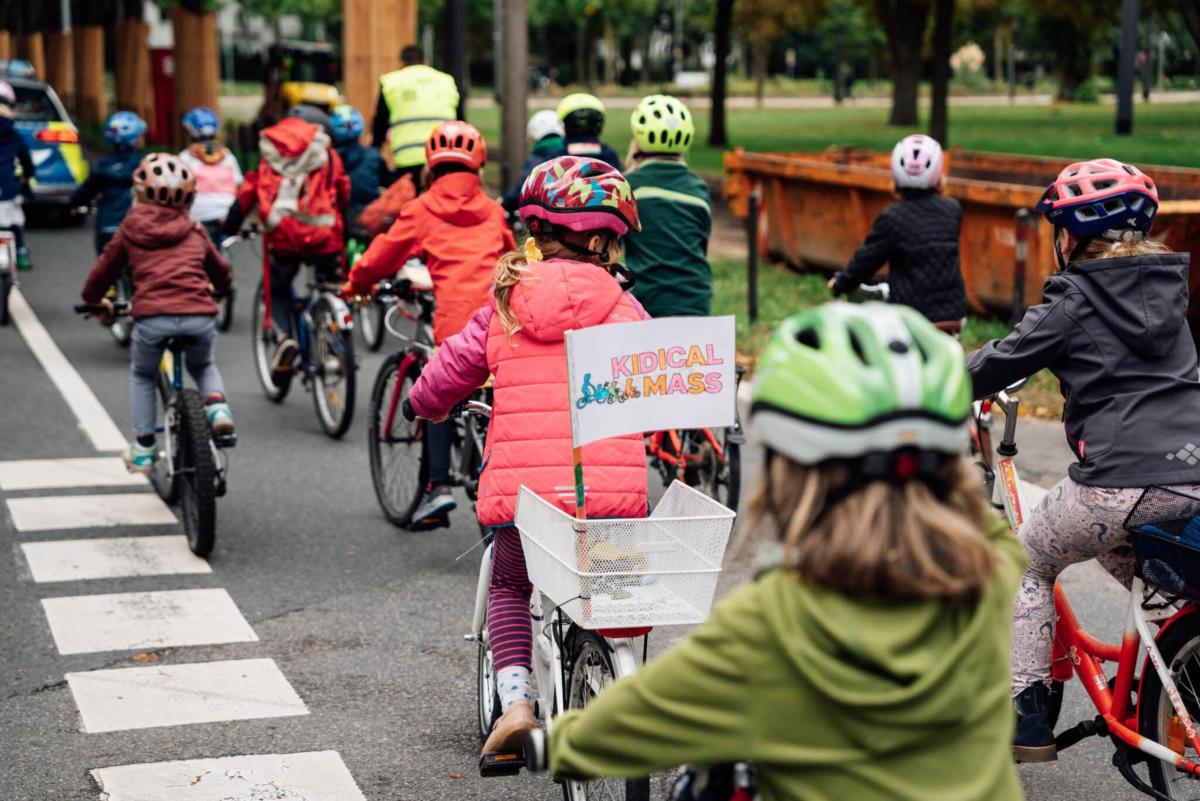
[130,315,225,438]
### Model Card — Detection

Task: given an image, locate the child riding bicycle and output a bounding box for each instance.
[500,109,565,214]
[178,106,242,243]
[557,94,622,170]
[968,157,1200,763]
[347,121,514,528]
[828,134,967,331]
[80,154,235,472]
[330,104,384,238]
[0,81,33,271]
[623,94,711,318]
[69,111,146,255]
[406,156,649,758]
[534,303,1025,801]
[222,106,349,382]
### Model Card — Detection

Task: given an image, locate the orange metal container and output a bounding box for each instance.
[724,146,1200,319]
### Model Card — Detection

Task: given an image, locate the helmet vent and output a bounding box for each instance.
[1093,179,1116,192]
[847,330,869,365]
[795,328,820,350]
[888,340,909,354]
[1103,198,1125,214]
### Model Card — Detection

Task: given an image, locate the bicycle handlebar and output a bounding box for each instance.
[74,302,129,316]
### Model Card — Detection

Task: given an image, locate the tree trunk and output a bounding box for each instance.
[172,6,220,147]
[1047,15,1094,101]
[992,26,1003,84]
[752,40,767,108]
[17,33,46,80]
[929,0,952,145]
[45,31,73,106]
[1181,1,1200,51]
[73,25,105,124]
[574,21,585,86]
[640,32,651,84]
[708,0,734,147]
[602,15,615,86]
[832,32,845,104]
[874,0,931,127]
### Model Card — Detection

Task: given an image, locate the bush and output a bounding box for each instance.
[1070,79,1100,104]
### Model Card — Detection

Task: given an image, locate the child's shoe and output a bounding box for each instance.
[206,401,236,440]
[16,249,30,271]
[123,442,158,473]
[1012,683,1057,762]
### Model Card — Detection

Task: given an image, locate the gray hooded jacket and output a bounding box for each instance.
[967,252,1200,487]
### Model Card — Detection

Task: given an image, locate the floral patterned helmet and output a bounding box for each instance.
[518,155,640,236]
[132,153,196,209]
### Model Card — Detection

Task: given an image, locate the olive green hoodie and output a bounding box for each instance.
[549,514,1026,801]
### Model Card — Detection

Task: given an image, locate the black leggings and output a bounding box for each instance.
[269,252,342,339]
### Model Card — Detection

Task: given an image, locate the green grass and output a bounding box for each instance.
[472,101,1200,180]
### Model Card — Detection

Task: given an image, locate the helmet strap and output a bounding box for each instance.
[822,448,950,510]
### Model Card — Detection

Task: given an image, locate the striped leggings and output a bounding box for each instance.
[489,526,533,671]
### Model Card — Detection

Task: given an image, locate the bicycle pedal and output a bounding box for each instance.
[214,433,237,449]
[479,751,524,778]
[408,514,450,532]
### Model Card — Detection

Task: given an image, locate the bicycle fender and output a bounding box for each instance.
[1135,603,1199,725]
[321,292,355,331]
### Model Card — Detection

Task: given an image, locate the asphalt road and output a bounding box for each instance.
[0,219,1156,800]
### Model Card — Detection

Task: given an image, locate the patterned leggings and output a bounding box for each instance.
[489,526,533,671]
[1011,478,1191,694]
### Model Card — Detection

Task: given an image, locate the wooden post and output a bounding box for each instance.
[113,19,154,124]
[45,31,74,106]
[0,33,11,61]
[171,7,220,145]
[16,33,47,79]
[74,26,106,124]
[342,0,417,127]
[499,0,527,191]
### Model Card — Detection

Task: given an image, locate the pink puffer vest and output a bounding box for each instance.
[477,259,649,526]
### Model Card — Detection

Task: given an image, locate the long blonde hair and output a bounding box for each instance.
[746,454,1000,602]
[493,229,618,337]
[1079,230,1171,261]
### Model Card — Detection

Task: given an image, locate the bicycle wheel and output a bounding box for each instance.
[477,617,502,742]
[110,276,134,348]
[311,297,356,438]
[681,428,741,512]
[1139,610,1200,796]
[563,631,651,801]
[368,352,427,526]
[216,286,236,332]
[359,299,386,352]
[150,373,178,504]
[251,281,290,402]
[176,389,217,557]
[0,270,11,326]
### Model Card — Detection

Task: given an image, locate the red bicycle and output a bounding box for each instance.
[980,388,1200,800]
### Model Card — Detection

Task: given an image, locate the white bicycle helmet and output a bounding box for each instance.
[526,109,564,144]
[891,134,944,191]
[0,81,14,107]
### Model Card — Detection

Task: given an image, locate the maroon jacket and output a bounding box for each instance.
[82,203,232,319]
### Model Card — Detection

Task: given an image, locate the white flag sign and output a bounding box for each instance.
[565,316,737,448]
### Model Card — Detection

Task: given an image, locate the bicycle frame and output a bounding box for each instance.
[647,429,726,476]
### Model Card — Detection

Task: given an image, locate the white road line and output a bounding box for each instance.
[42,588,257,655]
[20,535,211,583]
[0,457,146,491]
[67,658,308,733]
[9,288,126,452]
[5,493,175,532]
[91,751,367,801]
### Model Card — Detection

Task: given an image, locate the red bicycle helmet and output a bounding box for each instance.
[518,155,640,236]
[1035,158,1158,239]
[132,153,196,210]
[425,121,487,170]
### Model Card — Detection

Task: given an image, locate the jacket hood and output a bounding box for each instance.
[423,172,493,226]
[759,566,1014,755]
[121,203,196,249]
[262,117,322,159]
[509,259,625,343]
[1063,252,1190,358]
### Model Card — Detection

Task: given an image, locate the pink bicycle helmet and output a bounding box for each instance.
[133,153,196,210]
[519,155,640,237]
[0,82,14,108]
[891,134,943,190]
[1035,158,1158,239]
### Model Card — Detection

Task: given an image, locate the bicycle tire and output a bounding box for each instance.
[111,275,133,348]
[251,281,291,402]
[311,297,356,439]
[563,631,651,801]
[150,372,178,504]
[680,429,741,512]
[477,618,502,742]
[360,299,386,352]
[217,286,236,332]
[176,389,217,557]
[1139,610,1200,796]
[0,270,11,326]
[368,352,427,526]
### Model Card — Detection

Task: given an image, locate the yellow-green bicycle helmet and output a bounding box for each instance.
[631,94,695,155]
[557,93,606,137]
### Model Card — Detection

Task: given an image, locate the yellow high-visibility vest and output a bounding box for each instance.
[380,65,459,168]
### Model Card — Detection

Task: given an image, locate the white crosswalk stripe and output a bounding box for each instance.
[6,492,177,532]
[67,658,309,733]
[42,588,258,655]
[20,535,211,583]
[0,457,148,491]
[90,751,368,801]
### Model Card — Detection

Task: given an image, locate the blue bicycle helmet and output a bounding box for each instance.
[330,104,364,144]
[104,111,147,150]
[181,106,221,141]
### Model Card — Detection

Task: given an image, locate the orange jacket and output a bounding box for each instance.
[349,171,515,343]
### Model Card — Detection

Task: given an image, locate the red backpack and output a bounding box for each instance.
[254,123,348,256]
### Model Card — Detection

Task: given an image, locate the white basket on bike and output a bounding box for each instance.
[515,481,736,629]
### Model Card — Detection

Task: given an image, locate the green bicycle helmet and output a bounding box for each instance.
[631,94,695,155]
[557,93,606,137]
[750,302,971,465]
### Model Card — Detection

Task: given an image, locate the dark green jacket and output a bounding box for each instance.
[624,158,712,318]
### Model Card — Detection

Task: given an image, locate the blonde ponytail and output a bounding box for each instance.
[1082,230,1171,261]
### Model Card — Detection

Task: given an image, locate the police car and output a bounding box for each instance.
[0,60,89,217]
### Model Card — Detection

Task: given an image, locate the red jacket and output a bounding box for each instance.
[348,171,515,343]
[234,117,350,257]
[410,259,650,525]
[82,204,231,319]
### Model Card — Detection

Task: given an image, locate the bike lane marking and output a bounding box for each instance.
[0,457,147,491]
[91,750,367,801]
[66,658,309,733]
[41,588,257,655]
[20,535,211,582]
[5,493,176,532]
[8,288,126,452]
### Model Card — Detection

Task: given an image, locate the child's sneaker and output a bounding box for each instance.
[123,442,157,473]
[16,249,30,271]
[206,401,236,440]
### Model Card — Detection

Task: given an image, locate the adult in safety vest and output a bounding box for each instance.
[372,45,459,188]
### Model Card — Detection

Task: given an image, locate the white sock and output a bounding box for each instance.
[498,666,533,713]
